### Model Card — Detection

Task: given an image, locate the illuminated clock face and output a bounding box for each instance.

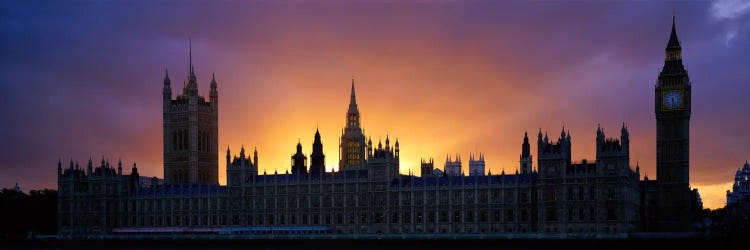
[663,91,682,109]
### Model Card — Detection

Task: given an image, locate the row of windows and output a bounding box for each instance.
[112,209,535,228]
[545,185,625,201]
[545,207,619,222]
[171,169,213,183]
[222,193,532,209]
[127,198,225,212]
[171,129,214,152]
[172,129,189,151]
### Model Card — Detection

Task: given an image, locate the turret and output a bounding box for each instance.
[226,146,231,167]
[292,141,308,174]
[560,126,567,141]
[184,37,199,97]
[129,162,140,191]
[253,147,259,169]
[88,158,94,175]
[367,137,373,158]
[163,69,172,104]
[621,123,630,152]
[118,158,123,176]
[310,129,325,175]
[57,159,62,176]
[240,145,246,164]
[394,138,399,158]
[210,73,218,105]
[520,132,533,174]
[420,158,434,177]
[635,162,640,176]
[469,152,485,176]
[521,131,531,158]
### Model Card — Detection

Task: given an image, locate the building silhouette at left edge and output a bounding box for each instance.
[57,18,700,238]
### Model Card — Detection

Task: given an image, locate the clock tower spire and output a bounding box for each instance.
[655,15,692,232]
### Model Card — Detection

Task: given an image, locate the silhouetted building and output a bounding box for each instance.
[444,155,462,176]
[163,41,219,185]
[520,132,533,174]
[291,141,308,175]
[691,188,703,212]
[339,80,367,171]
[58,84,641,237]
[57,158,142,235]
[421,158,435,177]
[655,15,693,232]
[640,174,658,232]
[469,153,485,176]
[58,17,699,238]
[310,129,326,176]
[727,161,750,207]
[537,126,641,234]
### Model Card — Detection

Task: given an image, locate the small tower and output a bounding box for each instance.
[163,69,172,106]
[163,38,219,185]
[394,138,400,158]
[88,158,94,176]
[291,141,308,174]
[310,129,326,175]
[129,162,140,191]
[367,137,373,159]
[620,123,630,154]
[339,80,367,170]
[210,73,218,105]
[226,146,231,169]
[420,158,434,177]
[444,154,462,177]
[520,132,533,174]
[469,153,485,176]
[253,147,259,170]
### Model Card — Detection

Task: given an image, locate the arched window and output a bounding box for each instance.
[179,130,183,150]
[183,130,188,150]
[173,130,177,150]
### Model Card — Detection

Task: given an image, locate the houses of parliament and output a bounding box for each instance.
[57,18,698,238]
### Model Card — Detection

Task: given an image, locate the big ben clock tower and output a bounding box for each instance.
[655,16,692,231]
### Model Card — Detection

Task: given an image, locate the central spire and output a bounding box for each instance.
[349,78,357,108]
[189,36,193,76]
[346,78,360,129]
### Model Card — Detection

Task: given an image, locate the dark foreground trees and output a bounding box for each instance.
[0,188,57,239]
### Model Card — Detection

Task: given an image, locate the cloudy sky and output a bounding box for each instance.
[1,0,749,209]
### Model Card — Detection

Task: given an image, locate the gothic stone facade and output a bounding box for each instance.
[59,19,697,237]
[655,16,693,232]
[58,83,640,237]
[162,46,219,185]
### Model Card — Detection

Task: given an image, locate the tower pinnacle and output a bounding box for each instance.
[667,15,681,49]
[189,36,193,75]
[349,78,358,111]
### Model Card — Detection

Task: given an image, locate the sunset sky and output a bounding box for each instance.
[1,1,749,209]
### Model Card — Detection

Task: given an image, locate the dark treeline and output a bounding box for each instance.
[0,188,57,239]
